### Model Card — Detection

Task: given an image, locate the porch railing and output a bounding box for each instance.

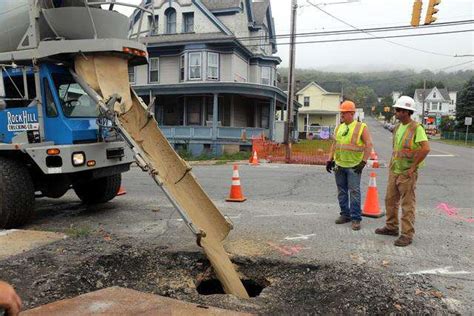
[159,126,268,141]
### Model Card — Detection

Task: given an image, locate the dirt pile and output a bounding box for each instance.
[0,236,457,315]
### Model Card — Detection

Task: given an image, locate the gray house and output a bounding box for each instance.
[129,0,289,155]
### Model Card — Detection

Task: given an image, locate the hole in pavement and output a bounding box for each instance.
[196,278,268,297]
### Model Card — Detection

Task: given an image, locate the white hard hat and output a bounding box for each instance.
[393,96,417,112]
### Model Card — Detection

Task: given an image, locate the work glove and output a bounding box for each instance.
[326,160,335,173]
[353,161,367,174]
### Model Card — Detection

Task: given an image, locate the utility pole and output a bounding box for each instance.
[422,79,426,125]
[285,0,297,163]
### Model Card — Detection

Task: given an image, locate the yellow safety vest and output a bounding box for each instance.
[334,121,366,168]
[391,121,424,173]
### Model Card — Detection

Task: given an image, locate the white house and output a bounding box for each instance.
[413,87,456,123]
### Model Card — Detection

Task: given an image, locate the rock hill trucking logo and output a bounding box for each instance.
[7,110,39,132]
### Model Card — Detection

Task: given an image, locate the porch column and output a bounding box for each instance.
[306,113,309,137]
[212,93,218,140]
[269,97,276,140]
[183,97,187,126]
[254,100,258,128]
[230,96,235,127]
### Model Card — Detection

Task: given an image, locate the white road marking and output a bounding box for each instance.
[401,266,471,276]
[427,154,455,157]
[284,234,316,241]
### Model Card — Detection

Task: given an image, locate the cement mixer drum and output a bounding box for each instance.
[0,0,130,54]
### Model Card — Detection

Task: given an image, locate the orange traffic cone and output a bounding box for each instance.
[249,150,259,166]
[117,186,127,196]
[362,172,384,218]
[226,165,247,202]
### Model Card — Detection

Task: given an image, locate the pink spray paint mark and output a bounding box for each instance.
[436,203,474,223]
[267,242,304,256]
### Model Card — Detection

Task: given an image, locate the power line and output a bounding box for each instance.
[235,20,474,42]
[241,29,474,49]
[305,0,466,57]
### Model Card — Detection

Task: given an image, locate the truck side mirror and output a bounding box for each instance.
[0,68,5,98]
[0,69,6,110]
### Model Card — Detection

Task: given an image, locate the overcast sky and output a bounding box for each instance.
[117,0,473,72]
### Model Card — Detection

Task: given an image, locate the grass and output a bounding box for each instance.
[293,139,333,153]
[178,150,252,162]
[433,139,474,148]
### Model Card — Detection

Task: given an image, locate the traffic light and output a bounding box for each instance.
[411,0,423,27]
[425,0,441,25]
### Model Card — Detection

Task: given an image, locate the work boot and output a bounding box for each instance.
[394,235,412,247]
[335,216,351,224]
[351,220,361,231]
[375,226,399,236]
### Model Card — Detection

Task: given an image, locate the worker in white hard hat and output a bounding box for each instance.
[375,96,430,247]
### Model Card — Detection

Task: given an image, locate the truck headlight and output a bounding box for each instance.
[72,152,85,166]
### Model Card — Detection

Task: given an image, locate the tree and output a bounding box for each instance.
[455,76,474,130]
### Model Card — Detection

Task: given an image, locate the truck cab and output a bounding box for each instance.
[0,0,151,228]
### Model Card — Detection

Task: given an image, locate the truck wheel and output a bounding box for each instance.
[73,174,121,204]
[0,157,35,228]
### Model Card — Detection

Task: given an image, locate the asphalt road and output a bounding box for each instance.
[29,117,474,313]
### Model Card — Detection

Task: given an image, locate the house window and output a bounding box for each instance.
[165,8,176,34]
[189,52,202,80]
[207,52,219,80]
[149,58,159,83]
[128,66,135,84]
[261,67,271,85]
[433,92,437,98]
[183,12,194,33]
[304,96,310,107]
[260,30,266,49]
[180,55,185,81]
[148,15,159,35]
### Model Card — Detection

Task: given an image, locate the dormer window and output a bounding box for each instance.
[165,8,176,34]
[183,12,194,33]
[148,15,159,35]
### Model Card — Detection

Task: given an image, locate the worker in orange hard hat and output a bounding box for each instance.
[326,100,373,231]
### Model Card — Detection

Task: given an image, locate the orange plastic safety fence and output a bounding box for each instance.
[251,136,332,165]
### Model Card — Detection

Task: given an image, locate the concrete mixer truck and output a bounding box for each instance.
[0,0,151,229]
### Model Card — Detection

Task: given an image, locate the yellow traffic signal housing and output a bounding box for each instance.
[411,0,423,27]
[425,0,441,25]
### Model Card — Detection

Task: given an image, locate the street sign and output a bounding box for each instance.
[465,117,472,126]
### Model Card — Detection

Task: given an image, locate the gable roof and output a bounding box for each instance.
[414,87,450,102]
[252,0,270,24]
[296,82,340,96]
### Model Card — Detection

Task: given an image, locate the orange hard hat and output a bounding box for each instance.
[340,101,356,112]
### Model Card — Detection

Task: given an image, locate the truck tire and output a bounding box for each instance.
[0,157,35,228]
[73,174,121,204]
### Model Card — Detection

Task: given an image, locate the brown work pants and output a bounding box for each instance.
[385,171,418,239]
